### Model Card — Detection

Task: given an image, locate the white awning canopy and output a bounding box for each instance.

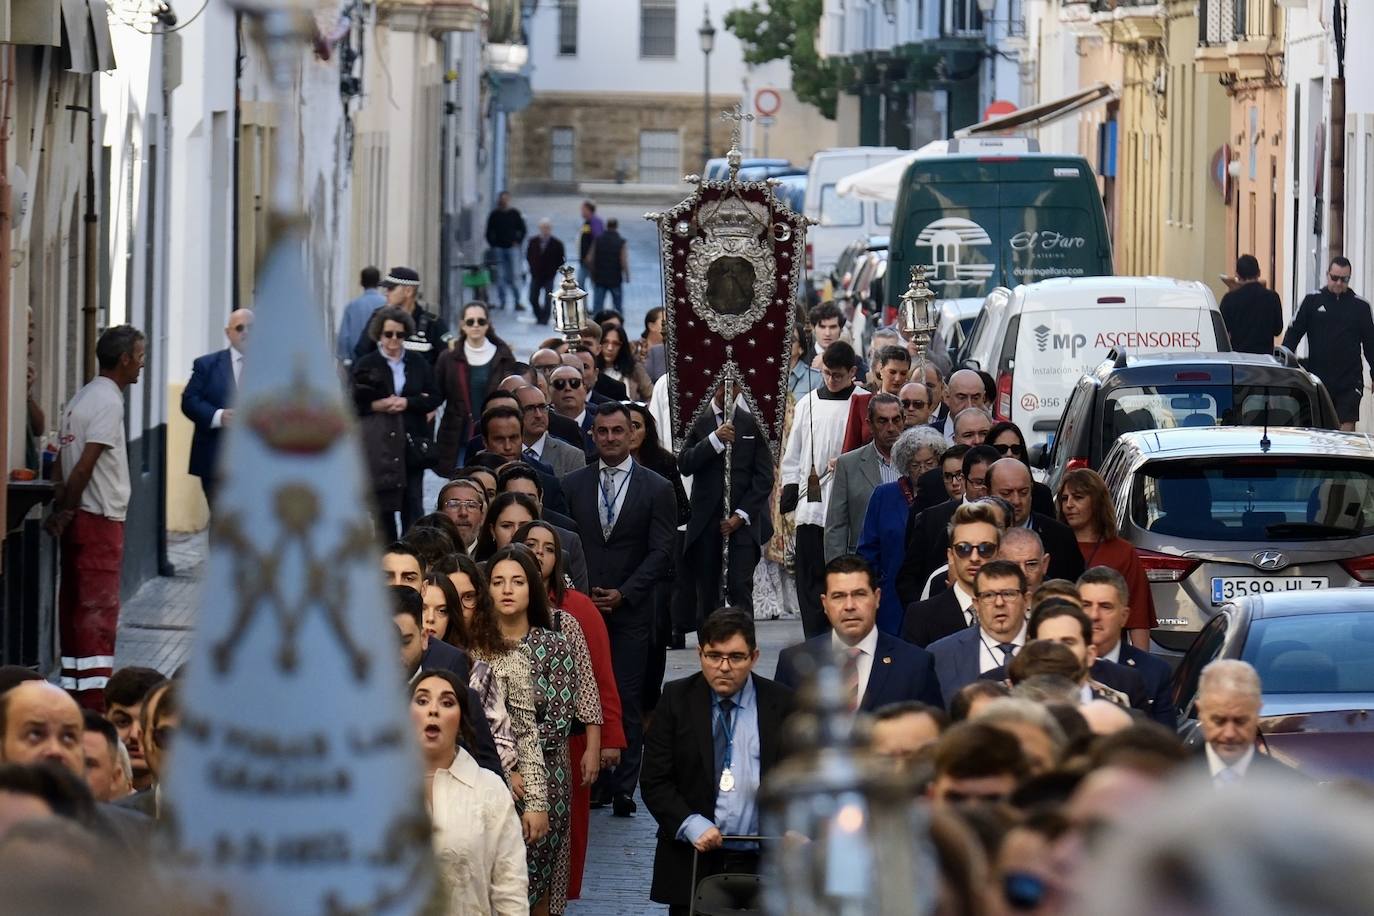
[834,141,948,203]
[955,82,1114,138]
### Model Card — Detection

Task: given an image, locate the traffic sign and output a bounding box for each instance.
[754,88,781,117]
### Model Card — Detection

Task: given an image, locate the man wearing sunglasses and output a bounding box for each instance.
[549,364,598,452]
[928,559,1031,706]
[181,308,253,512]
[1282,255,1374,430]
[901,501,1003,649]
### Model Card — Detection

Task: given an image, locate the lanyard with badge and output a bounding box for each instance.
[718,701,738,793]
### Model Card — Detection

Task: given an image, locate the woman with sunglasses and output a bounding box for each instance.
[858,426,948,634]
[1056,468,1157,649]
[597,324,653,401]
[435,301,518,475]
[475,545,601,915]
[410,669,529,914]
[352,306,439,541]
[422,569,520,775]
[472,491,541,563]
[985,421,1055,517]
[514,520,625,904]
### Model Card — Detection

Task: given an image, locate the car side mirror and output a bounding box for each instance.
[1028,442,1048,470]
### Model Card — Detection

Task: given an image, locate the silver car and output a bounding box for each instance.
[1098,427,1374,656]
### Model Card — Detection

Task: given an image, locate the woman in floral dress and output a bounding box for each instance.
[480,543,602,915]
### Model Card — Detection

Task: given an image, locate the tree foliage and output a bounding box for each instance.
[725,0,838,120]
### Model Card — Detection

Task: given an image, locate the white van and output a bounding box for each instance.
[961,277,1229,447]
[804,147,904,292]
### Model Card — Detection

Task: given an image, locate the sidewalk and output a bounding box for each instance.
[114,531,803,913]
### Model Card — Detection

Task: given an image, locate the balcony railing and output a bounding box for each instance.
[1089,0,1159,10]
[1200,0,1274,46]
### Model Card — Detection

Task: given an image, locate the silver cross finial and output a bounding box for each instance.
[720,103,755,151]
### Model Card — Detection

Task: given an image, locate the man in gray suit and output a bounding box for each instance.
[824,392,904,561]
[928,559,1029,706]
[516,383,586,478]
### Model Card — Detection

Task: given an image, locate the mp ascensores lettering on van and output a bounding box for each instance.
[1095,330,1203,350]
[1034,325,1086,358]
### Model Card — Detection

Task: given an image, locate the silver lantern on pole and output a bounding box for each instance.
[760,659,938,916]
[553,264,589,350]
[897,265,937,358]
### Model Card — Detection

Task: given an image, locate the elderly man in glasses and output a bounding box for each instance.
[181,308,253,512]
[1282,255,1374,430]
[928,559,1031,706]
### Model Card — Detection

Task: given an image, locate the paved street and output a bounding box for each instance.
[116,532,803,915]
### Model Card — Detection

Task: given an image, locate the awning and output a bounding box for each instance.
[954,82,1114,138]
[835,140,948,203]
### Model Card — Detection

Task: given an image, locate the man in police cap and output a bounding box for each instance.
[353,266,449,366]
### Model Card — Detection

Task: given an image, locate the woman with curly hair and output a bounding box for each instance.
[515,520,625,903]
[473,544,601,915]
[1057,467,1157,648]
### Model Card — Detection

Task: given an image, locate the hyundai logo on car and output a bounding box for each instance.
[1253,551,1289,571]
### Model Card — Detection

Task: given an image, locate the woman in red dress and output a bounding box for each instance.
[1057,467,1157,648]
[515,519,625,902]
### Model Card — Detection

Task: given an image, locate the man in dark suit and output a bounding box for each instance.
[1079,567,1176,726]
[896,445,1000,606]
[550,364,598,452]
[180,308,252,511]
[984,603,1150,716]
[825,393,904,561]
[678,389,774,627]
[986,458,1084,583]
[1195,658,1300,783]
[641,609,793,914]
[902,501,1003,649]
[928,560,1031,706]
[776,555,942,709]
[564,401,677,815]
[472,403,570,515]
[525,217,565,325]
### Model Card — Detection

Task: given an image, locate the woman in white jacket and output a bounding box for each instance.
[411,669,530,915]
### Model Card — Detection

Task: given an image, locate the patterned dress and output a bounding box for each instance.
[523,612,602,911]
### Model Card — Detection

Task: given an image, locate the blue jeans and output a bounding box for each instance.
[491,245,521,307]
[593,283,624,313]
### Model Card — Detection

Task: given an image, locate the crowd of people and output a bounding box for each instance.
[19,252,1374,914]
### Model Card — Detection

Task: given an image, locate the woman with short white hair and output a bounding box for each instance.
[857,425,950,634]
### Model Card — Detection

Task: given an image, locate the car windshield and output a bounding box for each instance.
[1105,385,1314,457]
[1134,458,1374,542]
[1242,612,1374,694]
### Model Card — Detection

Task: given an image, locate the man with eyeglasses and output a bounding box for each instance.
[928,559,1031,705]
[352,267,448,367]
[896,444,1001,606]
[549,364,598,451]
[181,308,253,513]
[935,369,987,441]
[986,458,1084,585]
[513,384,586,478]
[901,501,1003,649]
[641,608,793,914]
[899,381,933,429]
[435,478,486,552]
[1283,255,1374,430]
[775,555,942,710]
[951,406,992,447]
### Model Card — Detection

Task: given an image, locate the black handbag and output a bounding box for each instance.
[405,432,438,470]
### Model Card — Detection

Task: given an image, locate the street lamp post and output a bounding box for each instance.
[699,5,716,168]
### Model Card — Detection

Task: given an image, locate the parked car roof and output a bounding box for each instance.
[1113,427,1374,461]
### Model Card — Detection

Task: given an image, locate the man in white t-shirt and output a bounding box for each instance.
[45,325,145,711]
